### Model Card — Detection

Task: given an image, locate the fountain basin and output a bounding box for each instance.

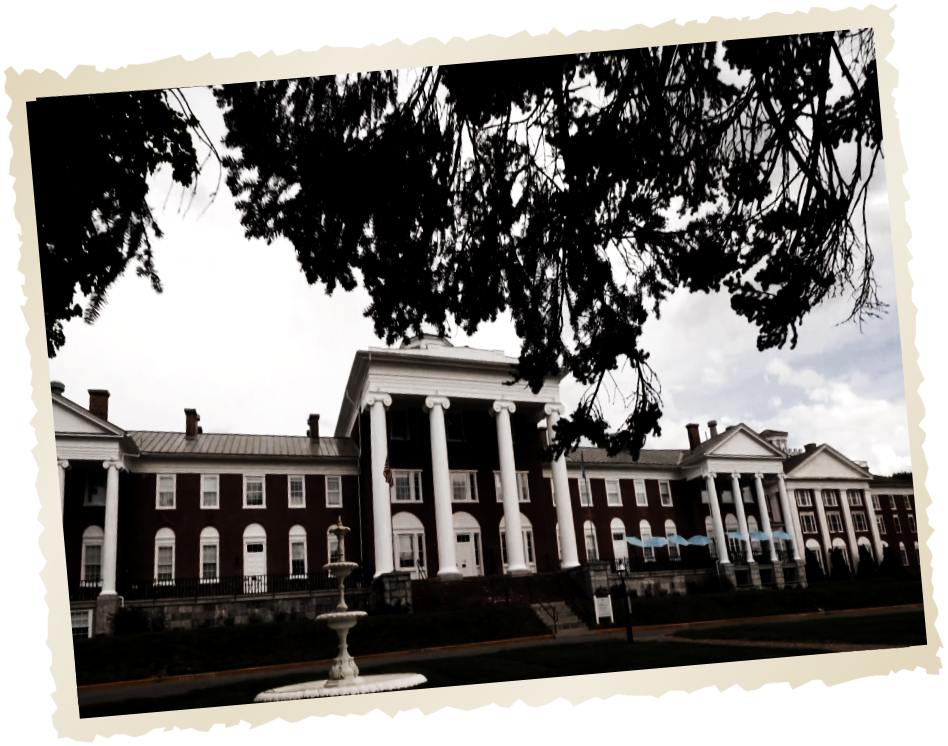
[254,672,428,701]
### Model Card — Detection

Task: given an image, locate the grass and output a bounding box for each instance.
[600,578,923,628]
[73,605,550,686]
[79,638,825,718]
[674,610,928,647]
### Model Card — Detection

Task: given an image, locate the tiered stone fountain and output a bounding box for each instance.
[255,518,427,701]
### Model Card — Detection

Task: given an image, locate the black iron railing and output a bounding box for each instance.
[114,570,372,602]
[68,580,102,602]
[526,578,557,636]
[612,554,717,574]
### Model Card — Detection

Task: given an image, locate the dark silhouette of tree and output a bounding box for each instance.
[28,89,217,358]
[879,544,901,578]
[804,548,825,584]
[829,547,852,581]
[856,544,878,579]
[214,30,883,457]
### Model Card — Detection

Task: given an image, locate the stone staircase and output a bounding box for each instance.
[531,601,591,637]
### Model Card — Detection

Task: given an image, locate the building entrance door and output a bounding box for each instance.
[244,542,267,592]
[456,532,480,577]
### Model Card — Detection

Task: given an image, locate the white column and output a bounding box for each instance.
[545,404,580,570]
[839,488,860,573]
[754,473,779,562]
[99,460,122,596]
[777,475,801,561]
[57,459,70,516]
[366,393,394,577]
[425,396,461,579]
[705,472,729,564]
[492,400,528,574]
[813,486,832,570]
[730,472,754,563]
[865,489,884,565]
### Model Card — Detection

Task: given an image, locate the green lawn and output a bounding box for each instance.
[674,610,928,647]
[79,639,825,718]
[73,606,550,686]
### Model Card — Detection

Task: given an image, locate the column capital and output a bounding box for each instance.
[543,403,566,417]
[58,459,71,470]
[102,459,124,472]
[424,395,451,411]
[730,471,742,479]
[754,472,764,481]
[363,392,393,410]
[490,400,517,416]
[777,472,787,483]
[706,471,717,480]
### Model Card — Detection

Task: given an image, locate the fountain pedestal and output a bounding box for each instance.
[255,518,426,702]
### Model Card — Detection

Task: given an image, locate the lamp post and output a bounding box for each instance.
[617,564,634,644]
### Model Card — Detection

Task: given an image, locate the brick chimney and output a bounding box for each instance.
[804,442,817,453]
[708,420,719,438]
[185,408,201,438]
[88,389,110,421]
[307,414,321,441]
[686,423,701,450]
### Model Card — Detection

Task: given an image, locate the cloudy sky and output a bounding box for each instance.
[47,80,911,475]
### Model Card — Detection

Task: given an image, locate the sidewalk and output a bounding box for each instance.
[76,603,923,707]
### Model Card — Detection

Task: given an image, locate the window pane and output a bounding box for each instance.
[246,479,264,506]
[525,530,534,563]
[159,476,174,506]
[634,480,647,506]
[157,545,173,580]
[327,476,342,506]
[517,473,530,502]
[413,472,422,501]
[71,611,89,640]
[659,482,672,506]
[329,535,341,563]
[607,481,621,506]
[395,474,411,502]
[290,477,304,506]
[202,544,218,579]
[579,480,591,507]
[451,474,468,501]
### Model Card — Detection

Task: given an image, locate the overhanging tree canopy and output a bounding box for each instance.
[210,30,883,459]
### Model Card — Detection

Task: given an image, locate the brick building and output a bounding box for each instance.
[56,336,919,638]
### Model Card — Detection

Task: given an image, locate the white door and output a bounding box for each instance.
[244,541,267,592]
[456,532,479,577]
[612,530,629,571]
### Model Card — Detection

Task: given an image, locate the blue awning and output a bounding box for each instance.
[687,535,713,546]
[644,537,668,548]
[772,530,794,540]
[667,534,691,546]
[726,531,746,540]
[749,531,771,541]
[624,537,646,547]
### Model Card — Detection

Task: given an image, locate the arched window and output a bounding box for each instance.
[747,515,761,555]
[500,514,536,572]
[582,520,599,562]
[914,541,919,565]
[640,519,654,562]
[80,525,104,586]
[155,527,176,584]
[665,519,680,560]
[705,516,716,558]
[857,536,873,563]
[393,512,426,579]
[453,511,483,577]
[289,525,307,577]
[899,541,910,567]
[805,538,824,573]
[725,514,741,558]
[611,518,627,570]
[200,526,220,582]
[832,537,849,569]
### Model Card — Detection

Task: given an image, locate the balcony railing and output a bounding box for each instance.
[69,570,373,603]
[613,554,717,574]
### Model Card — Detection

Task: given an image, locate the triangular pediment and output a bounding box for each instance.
[709,428,784,458]
[786,446,870,480]
[53,396,124,436]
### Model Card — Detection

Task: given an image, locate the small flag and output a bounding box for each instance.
[383,456,394,486]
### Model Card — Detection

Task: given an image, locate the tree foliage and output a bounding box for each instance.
[29,90,203,357]
[214,31,883,458]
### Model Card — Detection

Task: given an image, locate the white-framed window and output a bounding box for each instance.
[899,541,910,566]
[71,610,92,641]
[893,515,902,534]
[154,527,175,584]
[500,528,536,569]
[393,512,427,578]
[904,494,914,511]
[705,516,717,558]
[701,489,709,504]
[805,539,824,573]
[327,527,341,563]
[450,471,479,502]
[747,516,761,554]
[852,512,868,532]
[611,517,628,570]
[80,525,103,585]
[725,514,741,557]
[914,541,920,564]
[908,514,917,533]
[388,410,409,441]
[659,481,673,507]
[244,475,266,508]
[822,489,839,508]
[847,489,863,507]
[583,520,599,561]
[578,478,592,507]
[721,489,734,504]
[876,515,886,535]
[887,495,897,510]
[665,519,680,560]
[795,489,813,507]
[289,525,307,578]
[742,486,754,504]
[800,512,818,534]
[871,494,881,511]
[493,472,530,503]
[445,411,465,442]
[634,479,648,507]
[826,512,844,534]
[393,471,423,502]
[326,475,342,507]
[84,470,107,506]
[200,526,220,582]
[606,480,621,506]
[640,519,655,562]
[201,474,219,509]
[156,474,176,509]
[288,476,305,508]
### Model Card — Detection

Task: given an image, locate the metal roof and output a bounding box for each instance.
[129,431,359,460]
[564,447,684,466]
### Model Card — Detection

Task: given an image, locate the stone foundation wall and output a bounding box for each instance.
[610,567,720,597]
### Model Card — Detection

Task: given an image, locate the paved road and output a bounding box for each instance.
[76,604,922,708]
